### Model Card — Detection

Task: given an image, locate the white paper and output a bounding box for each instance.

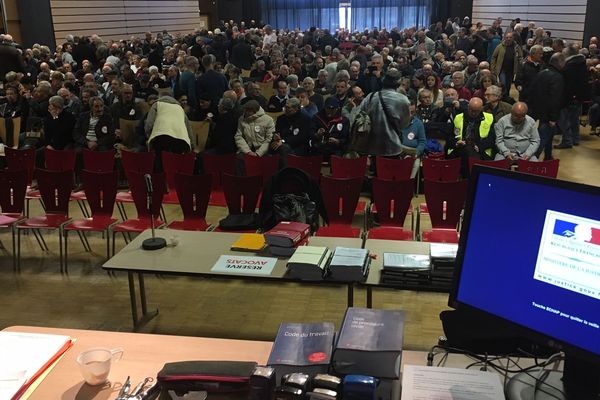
[401,365,505,400]
[430,243,459,259]
[211,255,277,276]
[330,247,368,267]
[383,253,430,269]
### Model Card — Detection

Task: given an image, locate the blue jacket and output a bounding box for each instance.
[401,117,427,156]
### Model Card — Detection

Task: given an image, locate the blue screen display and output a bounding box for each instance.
[456,171,600,357]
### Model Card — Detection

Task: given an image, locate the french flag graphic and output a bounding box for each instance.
[553,219,600,245]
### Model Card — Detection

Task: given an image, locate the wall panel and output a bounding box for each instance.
[472,0,587,43]
[50,0,200,46]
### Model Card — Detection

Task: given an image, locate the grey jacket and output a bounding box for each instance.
[354,89,410,156]
[494,114,539,158]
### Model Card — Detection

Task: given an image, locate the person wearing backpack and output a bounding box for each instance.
[349,68,411,156]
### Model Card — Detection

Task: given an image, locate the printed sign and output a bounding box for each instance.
[211,255,277,276]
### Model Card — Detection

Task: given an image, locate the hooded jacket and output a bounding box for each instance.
[234,107,275,156]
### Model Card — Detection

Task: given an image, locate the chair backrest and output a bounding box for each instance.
[83,149,116,172]
[287,154,322,179]
[468,157,511,173]
[257,82,275,99]
[517,159,560,178]
[319,176,363,225]
[422,157,461,182]
[266,112,283,121]
[118,118,139,148]
[121,150,155,181]
[36,169,73,214]
[189,120,210,152]
[127,171,166,218]
[423,179,469,229]
[174,173,212,221]
[0,169,27,214]
[44,148,76,171]
[81,170,118,217]
[330,155,368,178]
[203,153,236,189]
[137,101,151,115]
[244,154,279,179]
[0,116,21,148]
[5,147,35,185]
[372,177,414,227]
[375,156,414,180]
[162,151,196,192]
[222,173,262,215]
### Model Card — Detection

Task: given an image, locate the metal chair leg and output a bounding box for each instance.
[64,230,68,274]
[35,229,49,251]
[59,228,65,274]
[31,228,46,251]
[16,228,21,271]
[12,226,17,272]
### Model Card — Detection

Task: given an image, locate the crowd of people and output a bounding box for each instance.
[0,15,598,177]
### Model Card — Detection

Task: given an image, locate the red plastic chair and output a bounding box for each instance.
[366,178,414,241]
[116,151,156,219]
[204,153,236,207]
[330,155,368,178]
[468,157,510,173]
[82,149,116,172]
[422,157,461,182]
[44,148,77,171]
[517,159,560,178]
[375,156,414,180]
[0,170,28,270]
[111,172,166,254]
[167,173,212,231]
[64,170,119,272]
[244,154,279,179]
[419,179,469,243]
[161,151,196,204]
[16,169,73,273]
[213,174,262,233]
[287,154,322,179]
[5,147,35,186]
[316,176,362,238]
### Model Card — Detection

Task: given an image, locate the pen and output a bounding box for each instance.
[118,376,131,399]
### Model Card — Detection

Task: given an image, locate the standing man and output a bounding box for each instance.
[515,44,543,103]
[491,32,523,97]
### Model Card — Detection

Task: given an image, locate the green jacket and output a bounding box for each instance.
[490,43,523,78]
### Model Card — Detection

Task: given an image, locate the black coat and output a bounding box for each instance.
[196,69,229,103]
[73,111,116,150]
[230,40,254,70]
[206,109,238,154]
[562,54,591,105]
[529,66,564,122]
[515,59,541,103]
[0,43,25,79]
[275,111,312,155]
[43,110,77,149]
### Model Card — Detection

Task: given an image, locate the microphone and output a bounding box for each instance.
[141,172,166,251]
[144,173,153,194]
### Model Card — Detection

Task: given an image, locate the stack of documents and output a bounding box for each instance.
[328,247,370,282]
[381,253,431,286]
[430,243,459,286]
[286,246,331,280]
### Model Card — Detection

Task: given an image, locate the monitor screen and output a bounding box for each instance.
[450,167,600,361]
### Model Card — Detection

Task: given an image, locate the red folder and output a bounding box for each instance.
[264,221,311,247]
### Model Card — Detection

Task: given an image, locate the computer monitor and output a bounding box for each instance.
[449,166,600,400]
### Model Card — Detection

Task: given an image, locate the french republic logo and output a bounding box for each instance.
[553,219,600,245]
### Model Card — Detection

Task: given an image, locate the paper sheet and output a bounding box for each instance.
[401,365,505,400]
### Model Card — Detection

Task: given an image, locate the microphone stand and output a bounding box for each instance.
[142,174,166,251]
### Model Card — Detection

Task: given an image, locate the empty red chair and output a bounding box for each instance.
[5,147,35,186]
[422,157,461,182]
[366,178,414,241]
[213,174,262,232]
[419,179,469,243]
[468,157,510,173]
[116,151,156,219]
[0,170,28,270]
[517,159,559,178]
[111,172,166,254]
[330,155,368,178]
[204,153,236,207]
[287,154,322,179]
[44,148,77,171]
[167,173,212,231]
[161,151,196,204]
[16,169,73,272]
[244,154,279,179]
[316,176,362,238]
[375,156,414,180]
[64,170,119,271]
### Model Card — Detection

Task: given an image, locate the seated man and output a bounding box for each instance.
[401,98,427,178]
[415,89,441,135]
[110,84,144,127]
[73,96,116,151]
[447,97,495,175]
[271,98,311,164]
[234,100,275,158]
[494,102,540,162]
[267,80,289,112]
[295,88,318,118]
[310,96,349,159]
[206,97,238,154]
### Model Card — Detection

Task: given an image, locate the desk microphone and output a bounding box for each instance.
[142,173,166,251]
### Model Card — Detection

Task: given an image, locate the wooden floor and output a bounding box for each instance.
[0,127,599,352]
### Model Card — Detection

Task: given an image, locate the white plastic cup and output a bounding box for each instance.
[76,347,123,386]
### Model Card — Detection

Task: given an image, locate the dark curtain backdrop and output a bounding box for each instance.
[261,0,340,31]
[260,0,433,32]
